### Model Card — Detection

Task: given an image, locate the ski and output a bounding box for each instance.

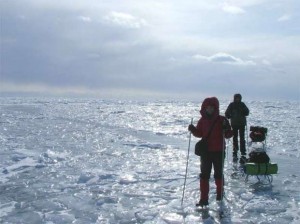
[231,160,246,179]
[195,202,228,222]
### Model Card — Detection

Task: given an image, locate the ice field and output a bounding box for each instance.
[0,97,299,223]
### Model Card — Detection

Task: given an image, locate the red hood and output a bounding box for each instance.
[200,97,220,118]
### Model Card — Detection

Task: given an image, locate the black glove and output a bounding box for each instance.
[222,119,229,130]
[188,124,196,133]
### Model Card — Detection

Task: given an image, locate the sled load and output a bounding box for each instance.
[244,126,278,183]
[249,126,268,143]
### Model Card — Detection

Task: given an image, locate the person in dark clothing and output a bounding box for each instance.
[225,94,249,163]
[188,97,233,207]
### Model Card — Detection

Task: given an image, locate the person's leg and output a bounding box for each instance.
[197,155,212,206]
[232,126,239,161]
[238,125,247,163]
[213,152,225,201]
[239,125,246,156]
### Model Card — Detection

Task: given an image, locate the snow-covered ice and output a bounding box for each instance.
[0,97,299,223]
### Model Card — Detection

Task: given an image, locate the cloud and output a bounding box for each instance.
[78,16,92,22]
[104,11,147,29]
[277,14,291,22]
[222,3,245,14]
[193,53,256,66]
[262,59,272,66]
[221,0,275,14]
[1,0,299,101]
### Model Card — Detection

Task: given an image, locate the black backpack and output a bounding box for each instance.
[249,126,268,142]
[248,151,270,163]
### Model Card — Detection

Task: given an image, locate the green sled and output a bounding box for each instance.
[245,163,278,175]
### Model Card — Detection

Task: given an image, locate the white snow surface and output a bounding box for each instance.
[0,97,299,224]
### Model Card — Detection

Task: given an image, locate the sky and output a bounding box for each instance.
[1,0,300,101]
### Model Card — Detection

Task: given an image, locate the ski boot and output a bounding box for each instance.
[233,152,238,163]
[217,193,224,201]
[239,156,247,164]
[196,199,209,207]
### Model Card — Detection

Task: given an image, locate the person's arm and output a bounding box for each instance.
[225,103,232,119]
[188,120,203,138]
[222,117,233,138]
[241,103,249,116]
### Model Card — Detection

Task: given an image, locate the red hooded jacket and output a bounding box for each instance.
[191,97,233,152]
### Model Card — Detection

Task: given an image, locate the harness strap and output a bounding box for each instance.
[257,163,261,175]
[265,163,269,175]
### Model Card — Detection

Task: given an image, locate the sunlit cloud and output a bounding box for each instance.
[222,3,245,14]
[0,82,91,96]
[1,0,299,100]
[277,14,291,22]
[104,11,147,29]
[78,16,92,22]
[193,53,256,66]
[0,82,180,100]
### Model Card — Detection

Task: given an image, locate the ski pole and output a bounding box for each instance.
[218,129,226,216]
[246,122,249,152]
[181,118,193,206]
[221,130,225,202]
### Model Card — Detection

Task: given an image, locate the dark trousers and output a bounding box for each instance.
[200,152,225,180]
[199,152,225,201]
[232,125,246,155]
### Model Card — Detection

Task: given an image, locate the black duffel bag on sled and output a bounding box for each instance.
[247,151,270,163]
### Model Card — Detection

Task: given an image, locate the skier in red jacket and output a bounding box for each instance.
[188,97,233,207]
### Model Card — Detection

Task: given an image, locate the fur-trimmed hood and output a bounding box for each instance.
[200,97,220,118]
